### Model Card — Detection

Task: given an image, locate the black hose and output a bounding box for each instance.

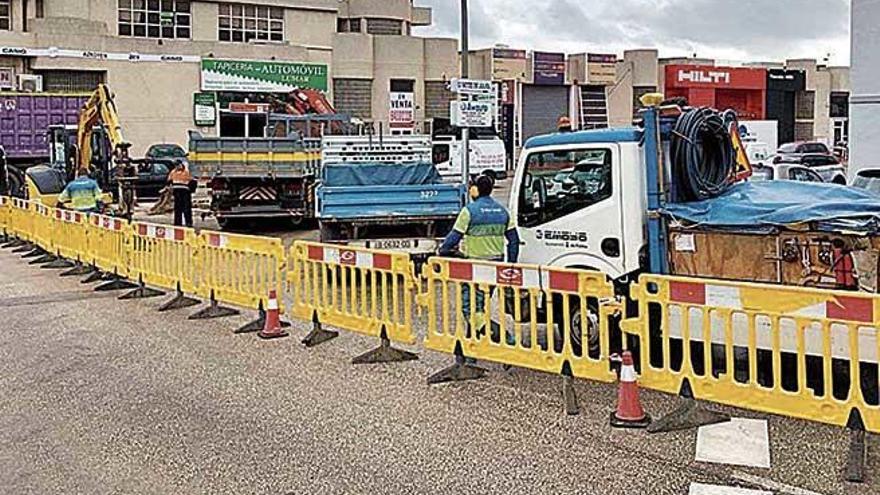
[670,107,737,201]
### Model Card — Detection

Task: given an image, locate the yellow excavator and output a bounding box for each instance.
[25,83,128,209]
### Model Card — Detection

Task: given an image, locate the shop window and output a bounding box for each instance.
[424,81,454,119]
[333,78,373,119]
[117,0,191,39]
[219,2,283,43]
[337,18,361,33]
[830,92,849,118]
[796,91,815,120]
[794,121,814,142]
[366,18,403,35]
[518,148,613,228]
[0,0,10,30]
[35,70,106,92]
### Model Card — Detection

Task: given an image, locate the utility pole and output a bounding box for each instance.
[460,0,470,185]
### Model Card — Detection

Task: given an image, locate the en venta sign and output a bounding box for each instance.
[201,59,328,93]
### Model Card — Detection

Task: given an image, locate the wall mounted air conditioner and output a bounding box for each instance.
[17,74,43,92]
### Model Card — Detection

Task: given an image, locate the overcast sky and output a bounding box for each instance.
[414,0,851,66]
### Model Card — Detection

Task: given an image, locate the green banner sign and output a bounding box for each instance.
[193,92,216,127]
[201,59,328,93]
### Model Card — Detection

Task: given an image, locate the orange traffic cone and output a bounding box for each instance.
[258,290,288,340]
[610,351,651,428]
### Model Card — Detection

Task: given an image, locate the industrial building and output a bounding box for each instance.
[0,0,458,154]
[466,48,850,163]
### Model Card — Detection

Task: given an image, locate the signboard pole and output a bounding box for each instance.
[460,0,470,185]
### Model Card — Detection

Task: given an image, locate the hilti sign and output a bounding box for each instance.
[665,65,766,90]
[677,69,731,85]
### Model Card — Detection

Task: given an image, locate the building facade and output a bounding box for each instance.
[0,0,457,154]
[465,46,850,161]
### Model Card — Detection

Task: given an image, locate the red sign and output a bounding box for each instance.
[228,102,270,113]
[496,266,523,286]
[665,65,766,90]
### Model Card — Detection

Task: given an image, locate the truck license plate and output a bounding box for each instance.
[371,238,413,250]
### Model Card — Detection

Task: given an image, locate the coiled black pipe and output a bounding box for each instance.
[670,107,737,201]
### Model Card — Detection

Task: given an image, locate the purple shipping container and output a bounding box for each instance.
[0,93,88,160]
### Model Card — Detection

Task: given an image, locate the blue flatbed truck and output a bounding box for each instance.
[316,135,466,256]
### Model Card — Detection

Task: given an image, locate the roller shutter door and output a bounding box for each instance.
[521,85,568,141]
[333,78,373,119]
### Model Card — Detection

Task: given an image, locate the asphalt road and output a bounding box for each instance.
[0,248,877,494]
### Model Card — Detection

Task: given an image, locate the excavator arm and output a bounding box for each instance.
[76,83,127,176]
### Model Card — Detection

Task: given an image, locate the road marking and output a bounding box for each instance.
[732,472,828,495]
[689,482,770,495]
[696,418,770,469]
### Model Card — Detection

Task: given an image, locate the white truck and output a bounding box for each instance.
[431,130,508,181]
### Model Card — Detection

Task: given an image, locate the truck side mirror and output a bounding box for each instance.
[524,173,533,188]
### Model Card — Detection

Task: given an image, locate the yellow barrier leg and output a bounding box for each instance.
[158,282,201,312]
[301,310,338,348]
[426,342,487,385]
[351,325,418,365]
[845,410,867,482]
[645,378,731,433]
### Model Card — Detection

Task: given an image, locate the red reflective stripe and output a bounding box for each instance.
[55,210,61,219]
[669,280,706,305]
[549,271,578,292]
[113,219,122,231]
[448,261,473,281]
[208,233,221,247]
[307,245,324,261]
[138,224,147,236]
[174,228,185,241]
[74,213,82,222]
[373,253,392,270]
[827,296,873,324]
[339,249,357,266]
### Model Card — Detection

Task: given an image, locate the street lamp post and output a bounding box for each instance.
[460,0,470,185]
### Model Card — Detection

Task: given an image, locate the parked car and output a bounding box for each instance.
[110,159,172,199]
[750,162,825,183]
[145,143,187,162]
[852,169,880,194]
[777,141,833,157]
[769,153,847,184]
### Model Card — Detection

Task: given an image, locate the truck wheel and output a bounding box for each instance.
[832,176,846,185]
[553,296,600,358]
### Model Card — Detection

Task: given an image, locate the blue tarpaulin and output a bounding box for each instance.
[322,162,443,187]
[663,181,880,231]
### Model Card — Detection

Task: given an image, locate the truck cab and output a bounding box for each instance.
[509,128,647,280]
[431,120,507,181]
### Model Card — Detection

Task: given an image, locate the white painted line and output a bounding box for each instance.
[688,482,770,495]
[695,418,771,469]
[732,472,828,495]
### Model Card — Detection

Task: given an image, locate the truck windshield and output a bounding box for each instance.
[518,148,613,228]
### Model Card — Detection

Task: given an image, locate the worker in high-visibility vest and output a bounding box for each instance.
[168,159,194,227]
[439,175,520,341]
[57,171,103,213]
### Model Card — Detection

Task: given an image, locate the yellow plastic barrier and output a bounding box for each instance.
[5,198,32,242]
[625,274,880,433]
[129,222,199,293]
[421,257,618,382]
[30,202,56,252]
[85,213,130,277]
[51,209,90,262]
[198,230,285,311]
[289,241,417,346]
[0,196,8,232]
